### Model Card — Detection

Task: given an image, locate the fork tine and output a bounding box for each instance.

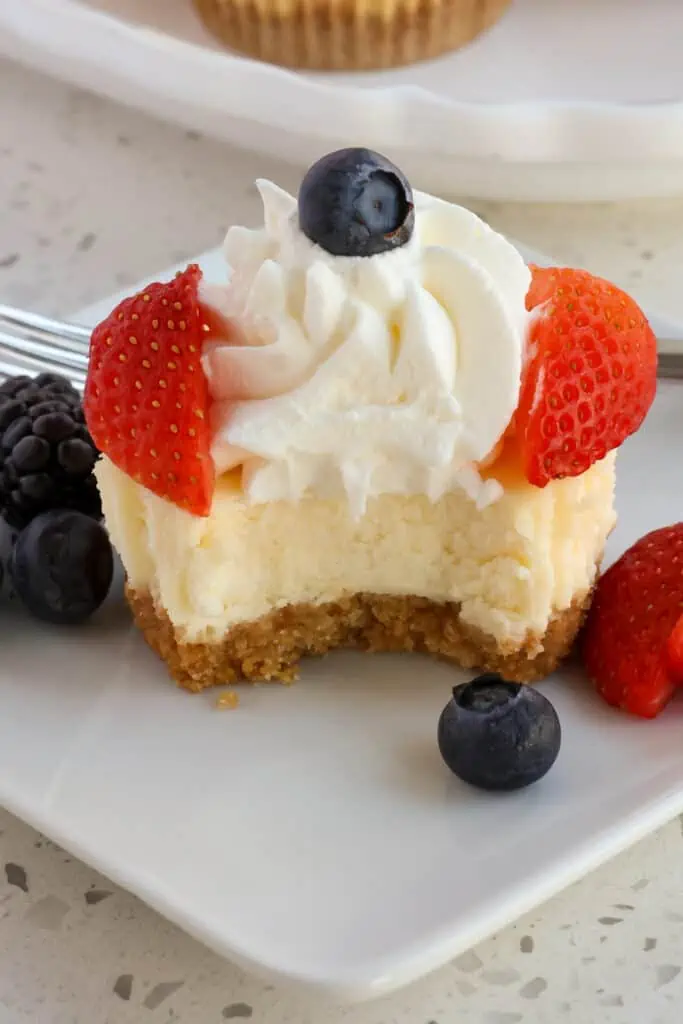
[0,331,89,372]
[0,320,91,357]
[0,303,91,347]
[0,303,92,393]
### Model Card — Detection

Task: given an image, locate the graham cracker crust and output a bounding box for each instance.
[127,586,593,692]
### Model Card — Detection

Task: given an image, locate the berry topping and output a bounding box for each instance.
[0,372,101,529]
[9,509,114,625]
[518,267,657,487]
[84,264,214,516]
[298,148,414,258]
[582,524,683,718]
[437,673,561,791]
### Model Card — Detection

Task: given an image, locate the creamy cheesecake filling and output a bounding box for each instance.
[97,452,616,647]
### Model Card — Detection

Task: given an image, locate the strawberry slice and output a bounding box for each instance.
[582,524,683,718]
[519,267,657,487]
[84,264,215,516]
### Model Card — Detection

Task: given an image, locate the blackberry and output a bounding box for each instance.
[0,372,101,528]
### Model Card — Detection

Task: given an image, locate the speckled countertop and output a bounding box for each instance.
[2,55,683,1024]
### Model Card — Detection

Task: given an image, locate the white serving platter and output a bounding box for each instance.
[3,0,683,200]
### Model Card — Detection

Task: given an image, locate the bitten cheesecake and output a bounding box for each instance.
[97,453,615,689]
[84,149,657,692]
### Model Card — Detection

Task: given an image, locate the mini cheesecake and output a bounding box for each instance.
[85,149,657,693]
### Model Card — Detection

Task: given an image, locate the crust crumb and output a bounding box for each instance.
[215,690,240,710]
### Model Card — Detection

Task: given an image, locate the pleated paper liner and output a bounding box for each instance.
[193,0,511,70]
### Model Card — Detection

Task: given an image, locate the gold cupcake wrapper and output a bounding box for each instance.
[194,0,512,71]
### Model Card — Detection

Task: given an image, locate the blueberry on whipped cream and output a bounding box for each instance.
[298,148,414,258]
[203,152,530,515]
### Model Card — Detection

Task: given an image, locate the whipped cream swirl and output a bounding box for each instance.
[202,181,530,516]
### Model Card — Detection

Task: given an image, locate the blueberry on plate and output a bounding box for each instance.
[437,673,561,792]
[10,509,114,625]
[298,147,414,258]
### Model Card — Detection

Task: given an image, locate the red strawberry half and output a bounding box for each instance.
[582,524,683,718]
[518,267,657,487]
[84,264,215,516]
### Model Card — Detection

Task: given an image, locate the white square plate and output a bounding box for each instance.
[1,249,682,1002]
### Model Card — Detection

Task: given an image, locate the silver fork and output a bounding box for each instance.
[1,301,683,387]
[0,303,90,391]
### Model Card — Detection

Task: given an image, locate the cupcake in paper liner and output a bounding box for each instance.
[193,0,512,70]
